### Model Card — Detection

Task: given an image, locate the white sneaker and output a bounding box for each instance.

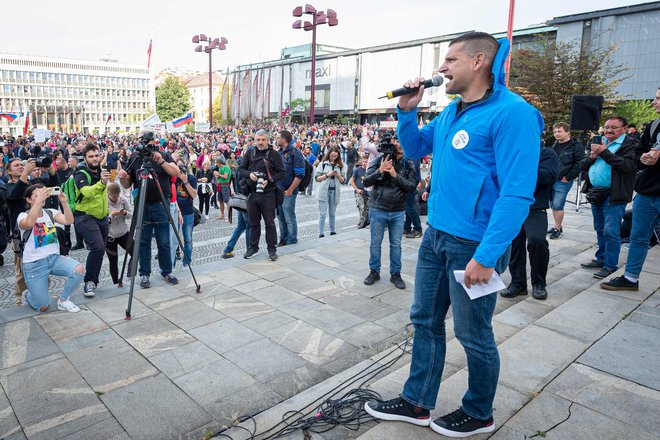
[57,298,80,313]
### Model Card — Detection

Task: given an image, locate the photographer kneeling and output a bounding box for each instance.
[363,134,417,289]
[19,184,83,312]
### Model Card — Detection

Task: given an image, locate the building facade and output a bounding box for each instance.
[0,54,154,135]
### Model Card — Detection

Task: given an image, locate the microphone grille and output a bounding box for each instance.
[431,76,444,87]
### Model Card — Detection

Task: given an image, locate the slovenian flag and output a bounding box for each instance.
[147,37,153,68]
[282,106,290,117]
[171,111,193,128]
[0,113,19,122]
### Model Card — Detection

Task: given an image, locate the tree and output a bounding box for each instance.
[510,38,630,140]
[155,76,191,123]
[212,85,232,126]
[614,100,657,127]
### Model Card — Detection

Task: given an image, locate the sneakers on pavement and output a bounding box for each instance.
[430,408,495,437]
[221,250,234,259]
[162,274,178,285]
[57,298,80,313]
[83,281,96,298]
[549,228,562,239]
[406,230,423,239]
[244,248,258,259]
[364,397,431,426]
[277,240,287,247]
[269,251,278,261]
[140,275,150,289]
[531,284,548,300]
[364,270,380,285]
[390,273,406,289]
[499,284,527,298]
[581,259,604,269]
[601,275,639,291]
[593,267,616,279]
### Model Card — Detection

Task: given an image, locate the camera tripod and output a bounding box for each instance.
[564,131,591,213]
[119,159,201,320]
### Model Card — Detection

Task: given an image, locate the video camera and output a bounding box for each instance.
[134,132,158,159]
[377,131,397,157]
[31,146,53,168]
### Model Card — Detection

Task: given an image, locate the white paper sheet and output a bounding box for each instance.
[453,270,506,300]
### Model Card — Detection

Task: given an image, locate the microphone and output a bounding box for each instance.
[379,76,444,99]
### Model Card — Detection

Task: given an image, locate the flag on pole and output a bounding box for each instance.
[282,106,290,117]
[171,111,193,128]
[0,113,19,122]
[24,111,30,135]
[147,37,153,68]
[105,114,112,126]
[220,70,229,121]
[264,67,271,120]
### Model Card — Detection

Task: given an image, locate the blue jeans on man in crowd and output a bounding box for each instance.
[23,254,83,310]
[180,213,194,266]
[624,194,660,279]
[318,190,337,235]
[402,227,499,420]
[591,196,627,271]
[169,202,179,268]
[551,180,573,211]
[277,194,298,244]
[224,210,250,253]
[368,209,405,274]
[139,202,172,277]
[404,190,423,233]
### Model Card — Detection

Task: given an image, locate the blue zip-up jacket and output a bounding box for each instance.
[397,38,543,268]
[278,142,306,193]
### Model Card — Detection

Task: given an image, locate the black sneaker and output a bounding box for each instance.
[430,408,495,437]
[499,285,527,298]
[330,232,337,236]
[244,248,258,259]
[601,275,639,291]
[390,273,406,289]
[549,228,562,240]
[546,227,556,234]
[364,397,430,426]
[531,284,548,300]
[593,267,616,279]
[162,274,178,285]
[277,240,287,247]
[269,251,278,261]
[319,234,325,238]
[581,259,604,269]
[221,250,234,259]
[140,275,150,289]
[364,270,380,285]
[71,243,84,251]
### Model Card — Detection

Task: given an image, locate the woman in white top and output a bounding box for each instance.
[314,146,346,237]
[18,184,84,313]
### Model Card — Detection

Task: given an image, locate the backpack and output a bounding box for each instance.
[297,160,314,193]
[61,169,91,211]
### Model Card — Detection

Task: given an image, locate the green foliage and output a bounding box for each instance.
[155,76,191,122]
[614,100,657,127]
[212,85,232,126]
[510,38,630,141]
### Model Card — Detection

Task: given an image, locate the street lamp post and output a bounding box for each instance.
[292,4,338,126]
[192,34,228,128]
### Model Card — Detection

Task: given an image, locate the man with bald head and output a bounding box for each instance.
[365,32,543,437]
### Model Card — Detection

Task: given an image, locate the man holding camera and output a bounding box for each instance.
[119,134,181,288]
[238,129,285,261]
[74,143,112,297]
[363,134,417,289]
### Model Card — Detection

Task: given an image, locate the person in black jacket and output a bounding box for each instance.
[362,136,417,289]
[579,115,638,280]
[548,122,585,239]
[601,88,660,291]
[499,144,559,300]
[238,129,285,261]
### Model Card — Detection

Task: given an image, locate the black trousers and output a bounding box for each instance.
[105,232,132,284]
[247,192,277,253]
[74,214,109,284]
[509,209,549,288]
[198,193,211,215]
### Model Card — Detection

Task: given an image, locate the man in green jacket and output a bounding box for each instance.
[74,143,111,297]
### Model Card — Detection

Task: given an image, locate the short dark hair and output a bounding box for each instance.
[604,115,628,127]
[279,130,293,144]
[553,122,570,132]
[449,32,499,66]
[83,142,99,157]
[24,183,45,200]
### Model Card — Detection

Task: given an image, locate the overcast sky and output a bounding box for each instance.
[4,0,643,72]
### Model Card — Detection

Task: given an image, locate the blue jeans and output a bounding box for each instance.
[591,196,626,271]
[369,209,405,274]
[277,194,298,244]
[551,180,573,211]
[402,227,499,419]
[180,213,194,266]
[404,190,422,233]
[23,254,83,310]
[225,210,250,252]
[625,194,660,278]
[139,202,172,277]
[169,202,179,268]
[318,190,337,235]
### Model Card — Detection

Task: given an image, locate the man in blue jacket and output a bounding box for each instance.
[365,32,542,437]
[276,130,306,246]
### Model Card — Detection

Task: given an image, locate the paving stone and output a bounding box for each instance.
[335,321,396,349]
[60,329,158,393]
[233,278,275,293]
[374,309,411,333]
[628,291,660,329]
[332,273,395,298]
[189,318,262,354]
[112,313,196,357]
[578,320,660,390]
[0,386,22,440]
[149,340,223,379]
[494,298,554,328]
[547,363,660,434]
[535,290,639,342]
[33,309,108,342]
[101,374,212,440]
[295,304,365,335]
[295,260,349,282]
[373,289,413,310]
[185,280,233,299]
[173,358,257,404]
[204,382,283,425]
[265,363,333,400]
[244,284,306,308]
[272,273,343,298]
[173,274,216,292]
[223,338,309,382]
[498,325,589,394]
[540,270,602,308]
[240,261,296,281]
[242,310,297,334]
[321,348,375,376]
[126,284,187,306]
[597,271,660,302]
[278,297,325,315]
[200,291,274,322]
[264,319,357,365]
[1,357,81,402]
[487,425,527,440]
[151,295,226,330]
[0,318,60,370]
[86,294,153,325]
[210,266,261,287]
